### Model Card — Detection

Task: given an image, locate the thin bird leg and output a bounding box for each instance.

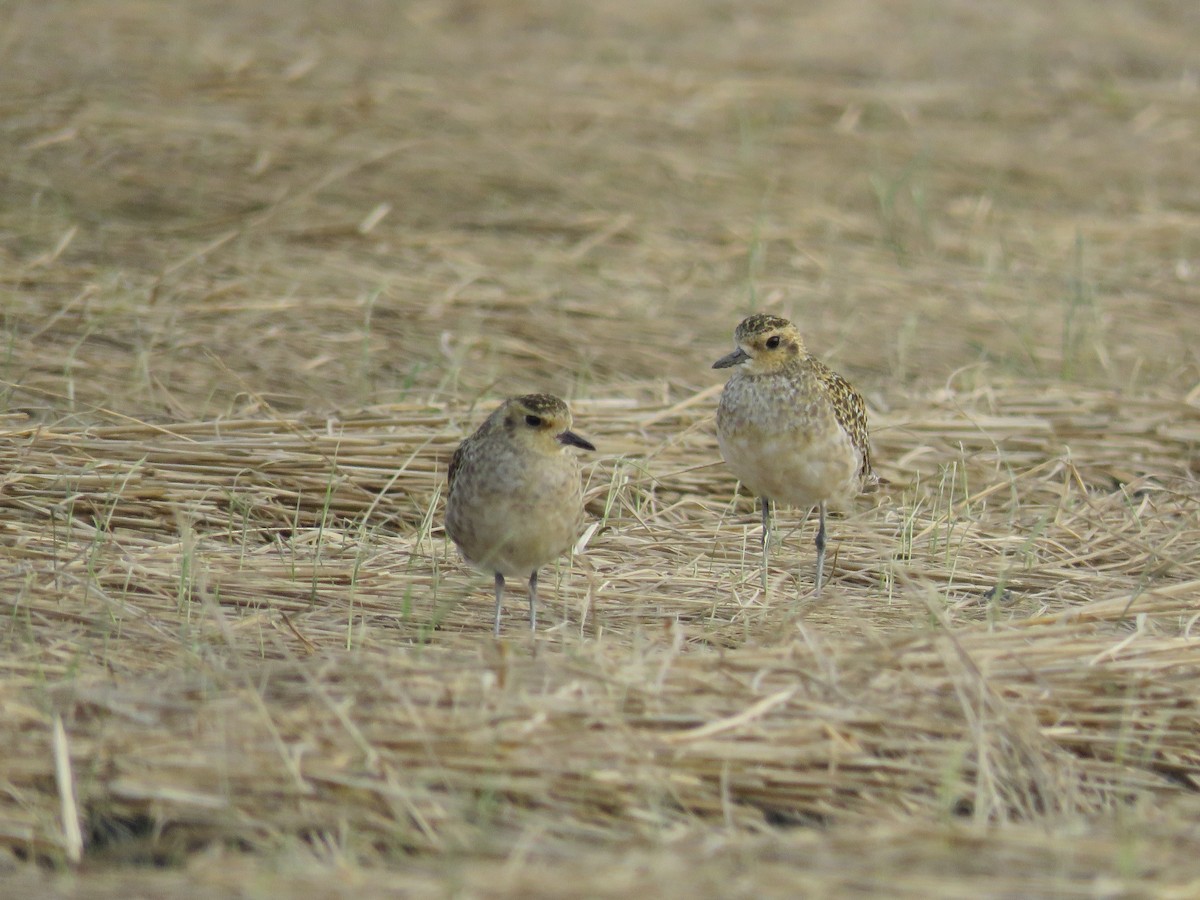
[760,497,771,594]
[528,569,538,632]
[814,501,828,596]
[493,572,505,637]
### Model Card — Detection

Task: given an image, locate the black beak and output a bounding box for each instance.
[557,430,596,452]
[712,347,750,369]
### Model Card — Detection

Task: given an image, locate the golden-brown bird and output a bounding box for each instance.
[445,393,594,635]
[713,314,874,593]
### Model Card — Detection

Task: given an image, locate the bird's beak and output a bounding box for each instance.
[712,347,750,369]
[557,430,596,452]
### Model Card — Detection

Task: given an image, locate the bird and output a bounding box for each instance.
[445,393,595,636]
[712,314,875,594]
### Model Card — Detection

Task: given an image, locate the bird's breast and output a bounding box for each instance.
[716,374,861,507]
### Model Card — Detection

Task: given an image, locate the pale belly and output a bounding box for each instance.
[449,499,580,577]
[717,427,859,508]
[446,461,583,578]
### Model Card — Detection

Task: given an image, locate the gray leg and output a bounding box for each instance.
[493,572,505,636]
[760,497,771,593]
[528,570,538,632]
[814,501,828,596]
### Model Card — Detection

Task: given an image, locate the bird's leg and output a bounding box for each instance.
[760,496,771,594]
[814,501,828,596]
[528,569,538,633]
[493,572,505,637]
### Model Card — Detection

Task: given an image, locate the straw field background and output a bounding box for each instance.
[3,1,1199,895]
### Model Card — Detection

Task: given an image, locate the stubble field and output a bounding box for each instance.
[2,1,1199,896]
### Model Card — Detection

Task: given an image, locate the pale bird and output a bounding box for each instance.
[713,314,875,593]
[445,394,594,635]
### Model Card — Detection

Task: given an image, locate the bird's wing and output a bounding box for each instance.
[813,360,875,483]
[447,442,466,491]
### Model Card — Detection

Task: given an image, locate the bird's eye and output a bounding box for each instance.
[765,335,782,349]
[525,414,543,427]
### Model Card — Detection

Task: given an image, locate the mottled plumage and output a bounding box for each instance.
[713,314,875,593]
[445,393,594,635]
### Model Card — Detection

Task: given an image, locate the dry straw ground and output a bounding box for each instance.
[2,0,1199,896]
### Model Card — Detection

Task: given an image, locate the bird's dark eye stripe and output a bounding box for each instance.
[766,335,781,349]
[525,414,542,427]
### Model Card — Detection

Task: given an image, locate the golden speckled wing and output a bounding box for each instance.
[811,357,874,482]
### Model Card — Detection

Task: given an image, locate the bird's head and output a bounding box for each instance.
[712,314,806,375]
[500,393,595,454]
